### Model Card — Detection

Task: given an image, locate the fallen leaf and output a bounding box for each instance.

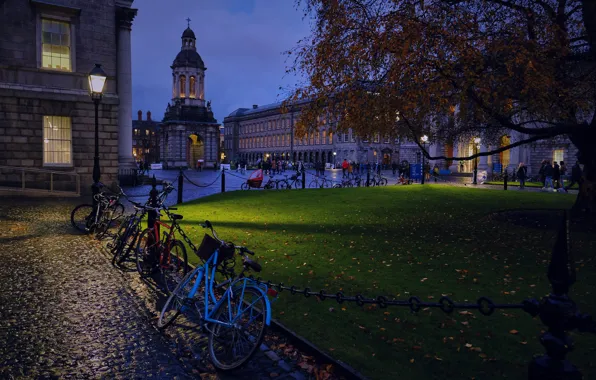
[509,330,519,335]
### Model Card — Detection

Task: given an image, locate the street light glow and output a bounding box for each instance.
[88,64,107,97]
[474,137,481,144]
[421,135,429,143]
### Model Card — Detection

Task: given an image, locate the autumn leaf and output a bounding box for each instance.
[509,330,519,335]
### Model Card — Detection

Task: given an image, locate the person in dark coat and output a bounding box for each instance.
[543,161,554,189]
[553,162,561,188]
[564,162,582,192]
[517,162,527,189]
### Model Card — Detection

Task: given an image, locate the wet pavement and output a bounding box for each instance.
[0,198,332,379]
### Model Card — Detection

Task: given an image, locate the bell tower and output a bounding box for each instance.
[170,18,206,107]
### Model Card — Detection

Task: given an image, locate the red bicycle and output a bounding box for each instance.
[135,206,188,294]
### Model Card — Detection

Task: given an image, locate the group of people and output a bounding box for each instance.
[137,160,149,175]
[257,158,290,175]
[515,160,582,191]
[340,160,385,178]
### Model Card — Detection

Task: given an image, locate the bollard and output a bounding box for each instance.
[148,175,158,229]
[302,169,306,189]
[221,168,226,193]
[177,168,184,204]
[504,170,508,191]
[366,171,370,187]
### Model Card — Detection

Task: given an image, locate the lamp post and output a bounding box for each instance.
[473,137,481,185]
[88,64,107,206]
[421,135,428,184]
[333,151,337,169]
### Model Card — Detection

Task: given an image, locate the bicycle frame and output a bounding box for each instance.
[150,219,176,268]
[182,248,272,329]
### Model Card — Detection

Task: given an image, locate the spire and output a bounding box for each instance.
[186,17,191,28]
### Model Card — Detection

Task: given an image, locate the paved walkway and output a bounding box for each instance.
[0,198,330,379]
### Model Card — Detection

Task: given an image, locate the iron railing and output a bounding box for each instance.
[0,165,80,195]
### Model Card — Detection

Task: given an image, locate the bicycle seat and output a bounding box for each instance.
[243,257,262,272]
[170,213,183,221]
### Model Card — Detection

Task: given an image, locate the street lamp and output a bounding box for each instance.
[473,137,481,185]
[88,63,107,206]
[420,135,428,184]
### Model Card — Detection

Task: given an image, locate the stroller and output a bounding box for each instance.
[241,169,278,190]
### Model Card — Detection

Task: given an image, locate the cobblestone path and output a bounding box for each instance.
[0,198,333,380]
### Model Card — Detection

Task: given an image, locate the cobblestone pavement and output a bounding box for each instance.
[0,198,339,380]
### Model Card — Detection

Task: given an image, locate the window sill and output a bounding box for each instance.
[43,164,74,169]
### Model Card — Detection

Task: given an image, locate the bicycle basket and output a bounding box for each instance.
[196,234,235,266]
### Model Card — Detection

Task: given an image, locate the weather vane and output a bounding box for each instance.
[186,17,191,27]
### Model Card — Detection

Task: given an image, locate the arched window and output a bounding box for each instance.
[179,75,186,98]
[322,130,327,144]
[189,76,196,98]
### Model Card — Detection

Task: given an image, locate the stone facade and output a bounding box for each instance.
[159,25,220,169]
[223,102,399,166]
[0,0,137,193]
[132,110,160,164]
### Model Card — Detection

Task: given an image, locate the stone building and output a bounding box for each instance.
[0,0,137,191]
[132,110,160,164]
[223,101,399,166]
[160,24,220,169]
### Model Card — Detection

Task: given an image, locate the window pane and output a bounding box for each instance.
[41,19,71,72]
[43,116,72,165]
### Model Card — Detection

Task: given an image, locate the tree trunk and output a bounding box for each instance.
[569,130,596,216]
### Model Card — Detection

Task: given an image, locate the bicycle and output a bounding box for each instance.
[158,220,275,371]
[70,184,125,235]
[135,205,188,294]
[308,175,333,189]
[368,173,388,186]
[276,172,303,189]
[333,177,354,188]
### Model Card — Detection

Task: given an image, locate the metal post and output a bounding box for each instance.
[366,171,370,187]
[91,97,102,208]
[301,169,306,189]
[421,142,425,185]
[50,172,53,192]
[177,168,183,204]
[504,170,508,191]
[148,175,158,229]
[221,168,226,193]
[472,146,478,185]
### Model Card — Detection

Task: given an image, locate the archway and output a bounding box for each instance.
[187,134,204,168]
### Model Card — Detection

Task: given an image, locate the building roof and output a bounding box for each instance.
[182,27,196,39]
[172,49,205,69]
[225,98,310,119]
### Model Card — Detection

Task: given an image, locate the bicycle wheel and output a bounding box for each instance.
[323,180,333,188]
[276,180,289,190]
[110,222,130,258]
[308,180,319,188]
[161,240,188,294]
[333,184,342,188]
[241,183,250,190]
[208,286,268,371]
[136,228,158,277]
[293,179,302,189]
[380,178,388,186]
[71,204,95,233]
[158,268,198,329]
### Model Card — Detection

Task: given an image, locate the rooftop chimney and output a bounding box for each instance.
[252,104,258,109]
[137,110,142,121]
[147,111,152,121]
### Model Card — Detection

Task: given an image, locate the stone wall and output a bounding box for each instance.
[0,89,120,193]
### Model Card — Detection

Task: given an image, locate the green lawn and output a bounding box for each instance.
[485,180,579,189]
[172,186,596,379]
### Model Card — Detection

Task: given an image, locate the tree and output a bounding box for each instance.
[286,0,596,213]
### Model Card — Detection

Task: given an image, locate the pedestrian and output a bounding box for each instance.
[539,159,547,186]
[392,161,398,176]
[517,162,527,189]
[144,161,150,175]
[433,164,439,182]
[559,161,567,188]
[543,160,554,190]
[564,161,582,192]
[341,159,349,178]
[348,161,353,178]
[553,161,561,189]
[139,159,145,175]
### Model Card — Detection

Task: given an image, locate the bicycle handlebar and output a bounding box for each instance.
[200,220,255,256]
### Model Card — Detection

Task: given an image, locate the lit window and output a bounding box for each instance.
[343,133,348,143]
[43,116,72,165]
[374,133,380,143]
[189,76,196,98]
[179,75,186,97]
[145,130,149,136]
[329,132,333,144]
[553,149,564,164]
[315,131,320,145]
[322,130,327,144]
[41,19,71,71]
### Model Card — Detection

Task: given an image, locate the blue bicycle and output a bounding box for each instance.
[158,220,275,371]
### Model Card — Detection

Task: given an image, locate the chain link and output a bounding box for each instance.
[246,275,530,315]
[182,171,222,188]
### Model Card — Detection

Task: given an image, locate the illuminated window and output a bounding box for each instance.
[315,131,320,145]
[322,130,326,144]
[373,133,380,143]
[329,132,333,144]
[189,76,196,98]
[145,130,149,136]
[179,75,186,97]
[553,149,564,164]
[351,130,355,142]
[343,133,348,143]
[43,116,72,165]
[41,19,71,71]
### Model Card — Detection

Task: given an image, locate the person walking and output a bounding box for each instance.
[348,161,353,178]
[559,161,567,188]
[539,159,547,187]
[341,159,349,178]
[564,161,582,192]
[553,161,561,189]
[433,164,439,182]
[517,162,527,189]
[543,161,554,190]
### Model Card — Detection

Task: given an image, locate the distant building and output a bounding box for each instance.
[159,24,220,169]
[132,110,160,164]
[0,0,138,189]
[223,101,399,166]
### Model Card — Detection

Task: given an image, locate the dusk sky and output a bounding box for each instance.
[131,0,312,122]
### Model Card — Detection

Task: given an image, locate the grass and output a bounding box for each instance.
[171,185,596,380]
[484,180,579,189]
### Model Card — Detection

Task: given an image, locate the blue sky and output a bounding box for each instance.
[131,0,311,122]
